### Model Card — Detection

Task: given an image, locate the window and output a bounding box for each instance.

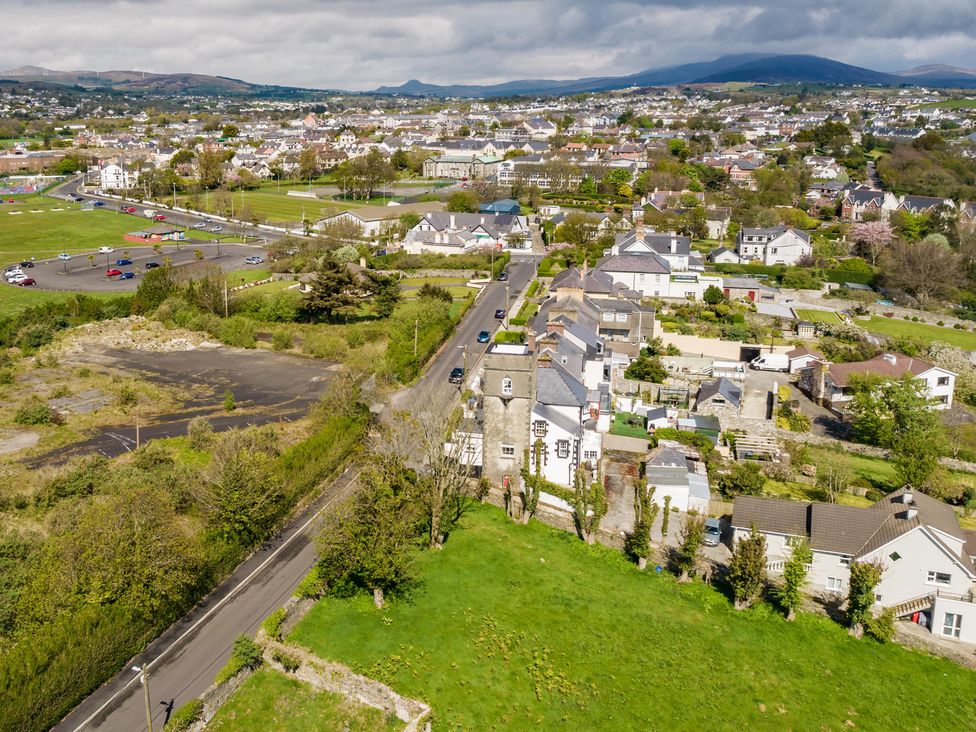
[500,444,515,458]
[583,450,598,461]
[561,356,568,365]
[826,577,843,592]
[616,313,628,323]
[943,613,962,639]
[533,420,547,438]
[603,312,614,321]
[927,571,952,586]
[874,593,883,603]
[502,377,513,396]
[937,376,950,386]
[839,556,852,567]
[889,551,901,562]
[556,440,570,459]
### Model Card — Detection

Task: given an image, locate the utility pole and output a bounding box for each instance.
[135,403,141,449]
[172,182,176,209]
[133,666,153,732]
[224,280,229,318]
[413,318,419,357]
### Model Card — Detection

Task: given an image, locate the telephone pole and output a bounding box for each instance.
[133,665,153,732]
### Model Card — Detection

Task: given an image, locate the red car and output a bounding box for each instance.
[17,278,36,286]
[105,268,122,277]
[153,214,167,221]
[124,206,136,213]
[7,199,14,203]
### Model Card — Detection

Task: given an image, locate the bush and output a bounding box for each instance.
[223,390,236,412]
[219,316,257,349]
[163,699,204,732]
[35,455,108,508]
[304,332,349,361]
[14,399,62,425]
[866,607,896,643]
[187,416,214,450]
[213,635,263,685]
[294,565,326,599]
[0,368,14,385]
[261,607,287,641]
[718,462,767,497]
[271,650,301,673]
[272,329,293,351]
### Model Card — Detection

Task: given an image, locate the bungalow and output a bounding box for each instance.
[732,488,976,643]
[722,277,780,303]
[644,441,711,514]
[735,226,812,266]
[124,224,186,243]
[404,211,529,254]
[786,345,824,374]
[316,201,445,238]
[695,377,742,413]
[708,246,740,265]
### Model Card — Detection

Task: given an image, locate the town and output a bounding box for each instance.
[1,30,976,732]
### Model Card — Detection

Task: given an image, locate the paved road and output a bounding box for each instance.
[55,252,539,732]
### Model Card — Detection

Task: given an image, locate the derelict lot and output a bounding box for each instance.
[5,243,269,292]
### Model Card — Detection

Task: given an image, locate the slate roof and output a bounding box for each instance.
[738,225,811,243]
[536,363,587,407]
[786,345,824,359]
[965,530,976,559]
[732,495,809,537]
[697,377,742,407]
[596,253,670,275]
[550,266,616,295]
[614,230,691,256]
[533,402,582,437]
[826,352,945,388]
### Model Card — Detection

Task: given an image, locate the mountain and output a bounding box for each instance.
[0,65,319,97]
[372,53,976,98]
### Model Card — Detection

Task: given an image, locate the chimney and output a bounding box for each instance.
[904,506,918,521]
[449,214,455,229]
[537,352,553,368]
[635,222,645,243]
[901,486,914,504]
[670,236,678,254]
[526,329,537,352]
[548,321,565,336]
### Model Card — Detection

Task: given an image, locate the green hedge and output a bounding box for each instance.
[163,699,203,732]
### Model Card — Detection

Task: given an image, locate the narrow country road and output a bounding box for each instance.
[53,253,539,732]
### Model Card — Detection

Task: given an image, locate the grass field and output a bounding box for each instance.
[916,99,976,109]
[176,189,380,224]
[858,315,976,350]
[207,668,399,732]
[794,308,841,324]
[610,411,650,439]
[289,505,976,731]
[0,287,120,318]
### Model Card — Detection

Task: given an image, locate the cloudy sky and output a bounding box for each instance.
[4,0,976,90]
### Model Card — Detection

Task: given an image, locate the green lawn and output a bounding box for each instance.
[289,505,976,731]
[915,99,976,109]
[207,668,399,732]
[226,268,272,286]
[0,287,119,318]
[858,315,976,350]
[610,411,649,439]
[794,308,841,324]
[0,203,153,260]
[177,190,369,224]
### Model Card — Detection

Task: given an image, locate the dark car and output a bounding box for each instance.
[17,278,36,287]
[494,308,506,319]
[119,272,135,280]
[497,271,508,281]
[105,268,122,277]
[18,261,34,268]
[145,262,161,269]
[477,329,491,343]
[93,201,105,207]
[115,258,132,266]
[704,518,722,547]
[448,366,464,384]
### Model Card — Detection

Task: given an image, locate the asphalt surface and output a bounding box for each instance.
[54,252,539,732]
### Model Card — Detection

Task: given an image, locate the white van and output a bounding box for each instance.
[750,353,789,372]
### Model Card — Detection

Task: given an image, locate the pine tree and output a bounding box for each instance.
[728,525,767,610]
[661,494,672,541]
[777,540,813,621]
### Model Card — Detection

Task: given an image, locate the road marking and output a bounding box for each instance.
[70,466,361,732]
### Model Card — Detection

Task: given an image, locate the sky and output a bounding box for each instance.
[4,0,976,90]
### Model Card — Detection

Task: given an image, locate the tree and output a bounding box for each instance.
[221,123,239,139]
[519,439,546,523]
[816,464,850,503]
[553,212,597,247]
[338,149,394,199]
[728,526,767,610]
[197,149,224,189]
[847,559,884,638]
[446,190,479,212]
[777,539,812,621]
[881,237,960,305]
[675,512,705,582]
[661,494,672,540]
[573,466,607,544]
[368,270,401,318]
[316,466,420,608]
[298,146,320,182]
[718,461,766,497]
[625,479,658,569]
[624,355,667,383]
[703,284,725,305]
[299,258,358,322]
[852,220,892,266]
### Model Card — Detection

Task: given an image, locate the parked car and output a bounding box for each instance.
[5,270,24,281]
[145,262,161,269]
[115,258,132,266]
[4,264,20,272]
[192,222,207,230]
[497,271,508,281]
[494,308,506,319]
[7,199,15,203]
[152,215,167,222]
[123,206,136,214]
[8,273,27,283]
[704,518,722,547]
[105,268,122,277]
[58,253,71,261]
[93,201,105,207]
[98,246,114,254]
[72,195,84,202]
[477,329,491,343]
[18,261,34,268]
[448,366,464,384]
[119,272,135,280]
[210,225,223,233]
[17,278,36,287]
[244,256,264,264]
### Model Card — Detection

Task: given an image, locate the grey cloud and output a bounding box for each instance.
[1,0,974,90]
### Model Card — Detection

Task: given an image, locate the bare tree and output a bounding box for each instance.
[881,237,961,304]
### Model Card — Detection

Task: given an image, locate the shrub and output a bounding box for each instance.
[272,329,293,351]
[304,332,349,361]
[271,650,300,673]
[219,316,257,349]
[294,565,326,599]
[223,390,236,412]
[0,368,14,385]
[14,399,62,425]
[213,635,263,685]
[866,607,896,643]
[261,607,287,640]
[35,455,108,508]
[163,699,203,732]
[187,416,214,450]
[718,462,767,497]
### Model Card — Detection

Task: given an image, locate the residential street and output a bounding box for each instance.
[54,253,539,732]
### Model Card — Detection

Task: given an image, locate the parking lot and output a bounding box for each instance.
[3,242,269,293]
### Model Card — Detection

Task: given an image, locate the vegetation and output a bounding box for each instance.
[728,526,767,610]
[289,505,976,730]
[847,560,884,639]
[776,540,813,622]
[718,461,766,498]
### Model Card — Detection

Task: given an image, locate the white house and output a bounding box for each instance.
[595,254,722,301]
[735,226,812,266]
[99,162,139,191]
[644,441,711,513]
[404,212,529,254]
[786,345,825,374]
[732,488,976,643]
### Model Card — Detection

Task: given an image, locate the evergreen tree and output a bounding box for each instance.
[625,479,658,569]
[847,560,884,638]
[661,494,672,540]
[728,525,767,610]
[300,258,357,322]
[675,512,705,582]
[573,466,607,544]
[777,539,812,621]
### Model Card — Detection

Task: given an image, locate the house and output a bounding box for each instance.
[609,227,700,272]
[795,321,816,339]
[404,211,530,254]
[480,343,535,487]
[841,187,899,222]
[732,488,976,643]
[643,441,712,514]
[421,154,501,179]
[786,345,824,374]
[595,254,722,301]
[316,201,444,238]
[800,352,956,411]
[705,207,732,240]
[722,277,780,303]
[124,224,186,243]
[735,226,812,266]
[480,198,521,216]
[695,377,742,413]
[708,246,740,265]
[99,162,139,191]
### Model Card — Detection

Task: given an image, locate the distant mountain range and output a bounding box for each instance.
[372,54,976,97]
[0,65,317,97]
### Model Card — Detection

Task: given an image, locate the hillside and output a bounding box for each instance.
[692,54,900,85]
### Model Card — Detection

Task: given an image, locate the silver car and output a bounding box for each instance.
[703,518,722,547]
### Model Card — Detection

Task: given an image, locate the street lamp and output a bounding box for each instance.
[132,665,154,732]
[457,344,468,392]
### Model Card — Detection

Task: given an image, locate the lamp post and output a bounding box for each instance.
[132,665,153,732]
[457,344,468,392]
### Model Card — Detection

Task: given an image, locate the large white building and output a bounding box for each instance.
[735,225,812,266]
[99,162,139,191]
[403,212,530,255]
